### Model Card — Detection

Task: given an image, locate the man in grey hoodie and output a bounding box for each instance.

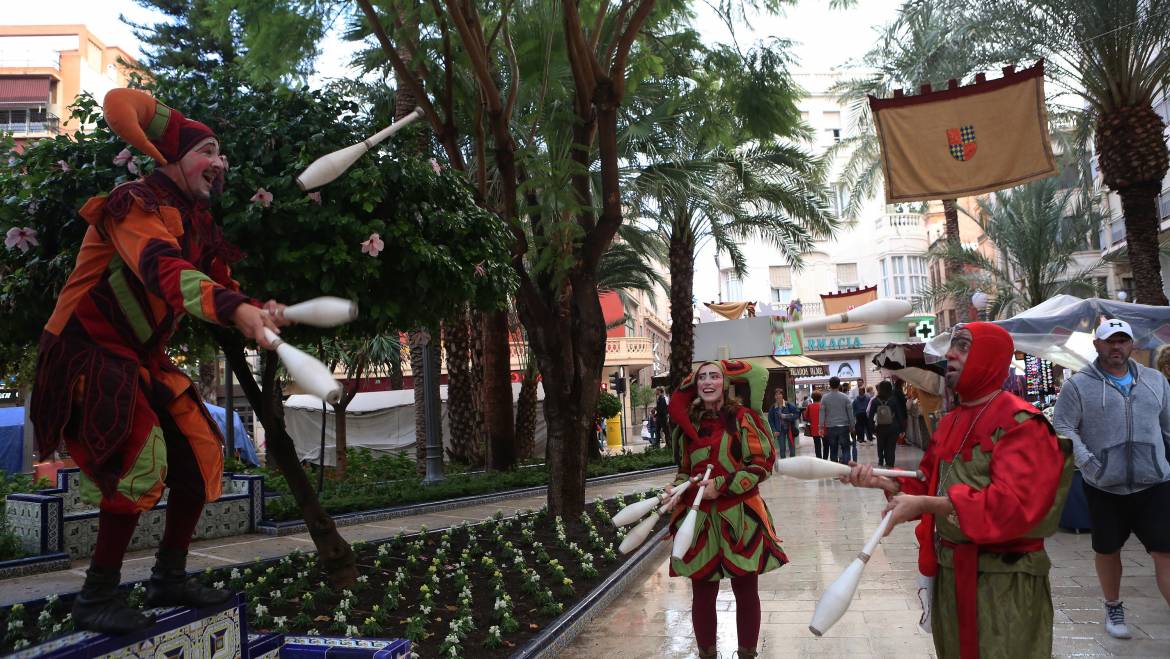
[819,376,855,464]
[1053,318,1170,640]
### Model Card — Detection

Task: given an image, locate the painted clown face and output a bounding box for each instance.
[944,327,973,390]
[175,137,227,200]
[696,363,725,408]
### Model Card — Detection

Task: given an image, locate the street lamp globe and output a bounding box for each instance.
[1117,290,1128,302]
[971,291,989,311]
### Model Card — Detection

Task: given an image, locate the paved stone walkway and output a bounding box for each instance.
[563,439,1170,658]
[0,470,672,607]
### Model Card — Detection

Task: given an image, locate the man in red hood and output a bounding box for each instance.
[843,322,1072,659]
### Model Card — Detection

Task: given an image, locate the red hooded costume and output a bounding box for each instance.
[894,323,1072,659]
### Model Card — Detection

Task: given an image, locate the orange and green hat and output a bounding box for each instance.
[102,88,216,166]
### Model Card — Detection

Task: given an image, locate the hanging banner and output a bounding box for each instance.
[869,61,1057,203]
[820,286,878,332]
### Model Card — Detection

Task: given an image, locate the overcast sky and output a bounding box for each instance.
[5,0,901,77]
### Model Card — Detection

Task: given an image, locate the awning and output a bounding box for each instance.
[768,355,829,378]
[0,77,50,104]
[730,355,829,378]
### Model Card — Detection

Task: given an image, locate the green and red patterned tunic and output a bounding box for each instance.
[668,406,788,580]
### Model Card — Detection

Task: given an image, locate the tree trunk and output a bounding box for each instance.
[515,362,538,461]
[444,307,484,465]
[1119,182,1169,305]
[197,358,217,403]
[667,222,694,463]
[482,311,516,470]
[218,335,356,586]
[1096,105,1170,306]
[942,197,961,279]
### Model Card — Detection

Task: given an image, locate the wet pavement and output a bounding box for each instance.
[563,439,1170,658]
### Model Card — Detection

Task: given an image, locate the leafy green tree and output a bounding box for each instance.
[0,74,514,583]
[920,176,1106,318]
[987,0,1170,304]
[320,334,404,478]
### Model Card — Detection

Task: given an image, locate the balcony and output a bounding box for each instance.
[875,213,924,231]
[0,53,61,71]
[507,336,654,370]
[0,111,59,136]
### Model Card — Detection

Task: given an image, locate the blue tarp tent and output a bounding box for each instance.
[0,407,24,475]
[203,403,259,467]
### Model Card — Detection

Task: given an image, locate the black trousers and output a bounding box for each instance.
[875,426,899,467]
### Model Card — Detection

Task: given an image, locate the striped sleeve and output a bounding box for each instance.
[719,408,775,495]
[103,203,249,325]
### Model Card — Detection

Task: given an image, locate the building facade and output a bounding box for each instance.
[1,25,138,148]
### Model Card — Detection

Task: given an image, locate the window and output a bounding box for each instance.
[836,263,858,288]
[880,255,928,301]
[721,269,743,301]
[831,183,848,216]
[769,265,791,304]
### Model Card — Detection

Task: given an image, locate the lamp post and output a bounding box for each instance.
[971,291,989,321]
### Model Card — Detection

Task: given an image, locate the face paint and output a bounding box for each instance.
[176,137,225,200]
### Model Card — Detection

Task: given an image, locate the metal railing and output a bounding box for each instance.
[875,213,925,231]
[0,113,59,135]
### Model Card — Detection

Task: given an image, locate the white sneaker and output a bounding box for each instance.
[1104,600,1132,639]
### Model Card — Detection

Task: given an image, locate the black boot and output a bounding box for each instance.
[72,565,154,634]
[144,548,232,608]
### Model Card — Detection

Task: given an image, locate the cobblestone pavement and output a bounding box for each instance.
[563,439,1170,658]
[0,469,671,606]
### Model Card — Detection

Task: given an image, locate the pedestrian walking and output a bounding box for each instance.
[868,380,905,467]
[842,322,1072,659]
[804,390,824,459]
[1053,319,1170,639]
[819,377,854,464]
[768,390,800,458]
[655,387,669,448]
[852,386,874,444]
[665,360,787,659]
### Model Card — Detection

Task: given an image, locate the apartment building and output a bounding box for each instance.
[0,25,138,148]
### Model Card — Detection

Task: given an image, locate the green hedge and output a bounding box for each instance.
[263,448,675,521]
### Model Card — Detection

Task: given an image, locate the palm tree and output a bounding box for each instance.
[628,141,837,393]
[830,0,1020,267]
[920,176,1107,318]
[989,0,1170,305]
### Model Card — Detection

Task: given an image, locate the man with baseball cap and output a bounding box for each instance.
[1054,318,1170,639]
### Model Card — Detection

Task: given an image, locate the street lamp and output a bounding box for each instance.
[971,291,989,321]
[1117,290,1128,302]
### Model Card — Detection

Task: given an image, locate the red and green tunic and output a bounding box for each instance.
[896,391,1073,659]
[668,406,787,581]
[31,172,253,514]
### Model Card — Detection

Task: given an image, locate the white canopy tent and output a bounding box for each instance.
[284,383,546,466]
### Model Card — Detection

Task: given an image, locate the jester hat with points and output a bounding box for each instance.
[668,359,768,448]
[103,88,216,166]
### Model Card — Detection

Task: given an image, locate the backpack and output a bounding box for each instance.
[874,399,895,426]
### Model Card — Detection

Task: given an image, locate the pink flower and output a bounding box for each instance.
[5,227,39,253]
[113,149,133,167]
[250,188,274,208]
[473,262,486,277]
[55,160,70,172]
[361,233,385,257]
[307,191,322,204]
[127,159,139,175]
[429,158,442,174]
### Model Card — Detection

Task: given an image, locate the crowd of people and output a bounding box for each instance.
[766,375,912,468]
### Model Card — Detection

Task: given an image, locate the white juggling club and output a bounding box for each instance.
[671,465,714,560]
[618,495,680,555]
[775,456,924,481]
[263,328,343,404]
[809,511,894,636]
[295,107,426,190]
[782,298,912,332]
[277,296,358,328]
[612,478,696,527]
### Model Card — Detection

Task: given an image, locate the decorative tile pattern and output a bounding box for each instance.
[6,469,263,560]
[281,636,411,658]
[0,553,71,580]
[12,598,242,659]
